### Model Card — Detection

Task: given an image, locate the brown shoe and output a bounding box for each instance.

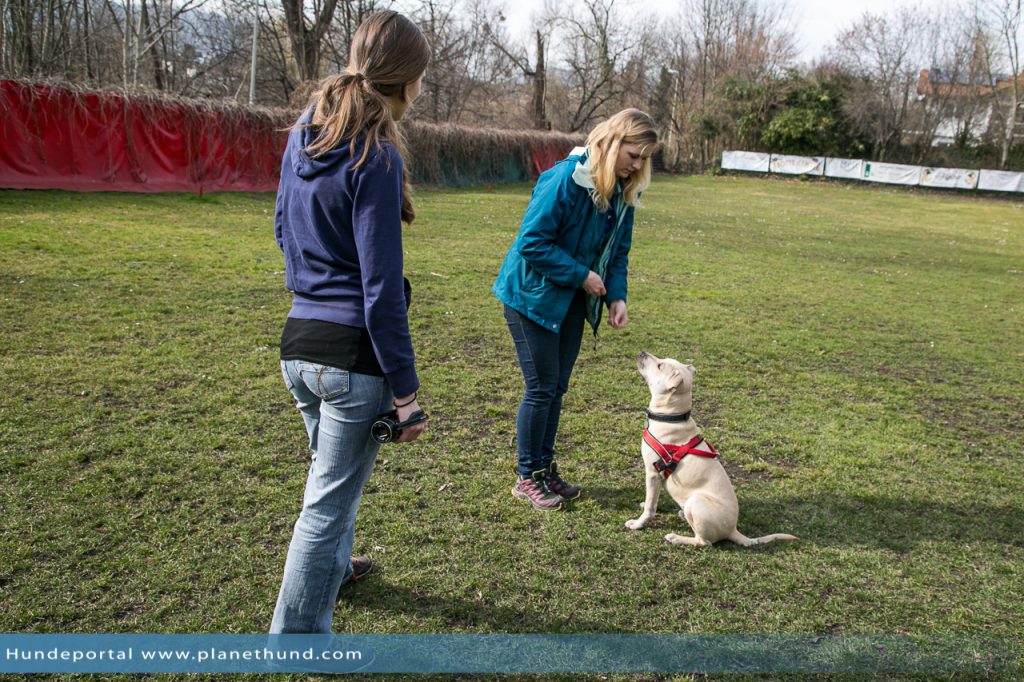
[350,555,373,582]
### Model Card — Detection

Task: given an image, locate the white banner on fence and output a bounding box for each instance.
[769,154,824,176]
[824,158,864,180]
[977,169,1024,193]
[862,162,922,186]
[920,167,979,190]
[721,151,770,173]
[725,150,1023,194]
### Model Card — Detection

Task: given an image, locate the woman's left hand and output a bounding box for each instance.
[393,395,427,443]
[608,300,628,329]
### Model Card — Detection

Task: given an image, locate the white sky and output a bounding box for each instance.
[500,0,946,63]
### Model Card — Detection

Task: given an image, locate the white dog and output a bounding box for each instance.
[625,352,798,548]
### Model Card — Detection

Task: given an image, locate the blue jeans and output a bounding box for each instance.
[503,293,587,477]
[270,360,392,633]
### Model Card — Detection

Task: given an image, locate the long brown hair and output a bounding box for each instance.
[302,11,430,223]
[586,108,659,212]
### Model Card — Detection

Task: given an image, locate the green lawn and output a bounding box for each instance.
[0,176,1022,680]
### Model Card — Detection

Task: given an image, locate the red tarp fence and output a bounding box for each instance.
[0,80,287,194]
[1,80,582,193]
[530,141,576,178]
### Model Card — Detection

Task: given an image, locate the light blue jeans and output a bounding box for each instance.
[270,360,392,633]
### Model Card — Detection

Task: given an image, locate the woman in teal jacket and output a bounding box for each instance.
[493,109,659,510]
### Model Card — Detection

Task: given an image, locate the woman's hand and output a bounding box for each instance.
[608,300,628,329]
[582,270,606,297]
[393,395,427,443]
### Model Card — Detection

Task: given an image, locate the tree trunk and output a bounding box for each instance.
[532,31,548,129]
[9,0,35,73]
[140,0,164,89]
[81,0,94,81]
[281,0,340,82]
[122,0,132,86]
[1000,88,1019,167]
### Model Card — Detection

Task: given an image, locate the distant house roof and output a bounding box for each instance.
[918,68,1022,97]
[928,67,1005,87]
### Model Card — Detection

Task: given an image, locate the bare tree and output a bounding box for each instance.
[446,0,522,124]
[950,19,1000,146]
[168,6,255,98]
[320,0,387,74]
[677,0,796,168]
[553,0,636,131]
[281,0,338,82]
[828,7,924,161]
[482,1,554,129]
[905,6,979,160]
[729,0,796,81]
[6,0,37,74]
[129,0,212,87]
[976,0,1022,167]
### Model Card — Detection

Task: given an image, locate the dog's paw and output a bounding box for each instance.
[665,532,709,547]
[625,518,648,530]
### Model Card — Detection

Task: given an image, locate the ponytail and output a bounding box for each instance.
[296,11,429,224]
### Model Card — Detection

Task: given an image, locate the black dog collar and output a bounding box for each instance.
[644,409,691,423]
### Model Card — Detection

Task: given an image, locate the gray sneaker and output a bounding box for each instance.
[547,462,581,500]
[512,470,564,511]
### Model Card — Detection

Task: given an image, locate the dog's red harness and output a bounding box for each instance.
[642,428,718,478]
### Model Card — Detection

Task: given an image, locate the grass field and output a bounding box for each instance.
[1,175,1022,681]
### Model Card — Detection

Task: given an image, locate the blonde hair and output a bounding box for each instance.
[585,108,659,212]
[301,11,430,223]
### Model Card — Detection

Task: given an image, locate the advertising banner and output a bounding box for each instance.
[920,167,979,190]
[823,158,864,180]
[721,151,770,173]
[769,154,824,176]
[862,162,922,186]
[977,169,1024,193]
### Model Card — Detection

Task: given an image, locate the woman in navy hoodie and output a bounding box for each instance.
[493,109,659,511]
[270,11,430,633]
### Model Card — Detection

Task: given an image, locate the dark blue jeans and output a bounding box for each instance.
[503,292,587,477]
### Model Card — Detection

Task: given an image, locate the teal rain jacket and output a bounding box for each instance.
[493,146,634,335]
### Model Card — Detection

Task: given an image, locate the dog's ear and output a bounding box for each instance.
[663,368,682,392]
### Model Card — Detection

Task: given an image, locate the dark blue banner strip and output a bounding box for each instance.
[0,634,1017,674]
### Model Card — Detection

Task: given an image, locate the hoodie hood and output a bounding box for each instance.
[570,146,595,189]
[570,145,623,202]
[289,108,354,180]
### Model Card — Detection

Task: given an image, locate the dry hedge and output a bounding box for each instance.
[403,119,581,186]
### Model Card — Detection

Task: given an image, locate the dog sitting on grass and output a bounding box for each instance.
[626,352,798,548]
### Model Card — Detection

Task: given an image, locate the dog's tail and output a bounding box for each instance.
[729,530,798,547]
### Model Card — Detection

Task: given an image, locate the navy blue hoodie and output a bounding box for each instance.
[274,110,418,396]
